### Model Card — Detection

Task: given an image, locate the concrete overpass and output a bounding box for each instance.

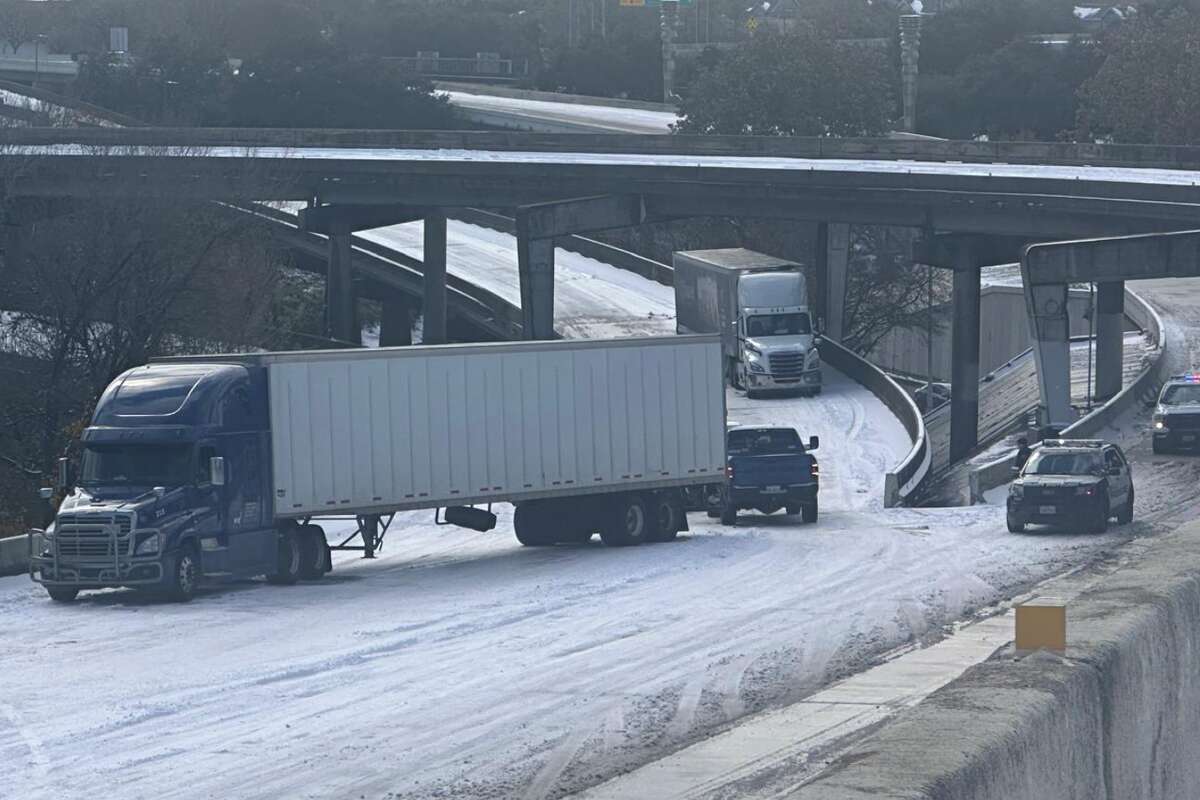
[4,126,1200,463]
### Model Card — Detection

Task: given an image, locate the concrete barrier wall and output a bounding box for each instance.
[0,532,37,577]
[801,519,1200,800]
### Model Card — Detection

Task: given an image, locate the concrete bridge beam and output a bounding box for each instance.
[1095,280,1125,401]
[300,203,426,235]
[950,247,983,462]
[326,224,359,346]
[379,292,414,348]
[817,222,851,342]
[423,212,448,345]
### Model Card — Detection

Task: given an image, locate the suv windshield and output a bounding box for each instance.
[747,313,811,337]
[1162,384,1200,405]
[1023,451,1104,476]
[728,428,802,454]
[78,444,193,487]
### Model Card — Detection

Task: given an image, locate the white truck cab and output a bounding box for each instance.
[674,249,822,398]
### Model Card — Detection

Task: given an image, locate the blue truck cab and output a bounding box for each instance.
[719,426,819,525]
[30,362,323,603]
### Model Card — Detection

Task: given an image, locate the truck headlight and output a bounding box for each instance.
[1075,486,1096,496]
[135,533,161,556]
[745,351,766,372]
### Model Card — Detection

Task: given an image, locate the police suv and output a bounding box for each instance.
[1152,374,1200,454]
[1006,439,1134,534]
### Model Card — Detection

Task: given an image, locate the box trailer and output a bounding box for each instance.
[674,248,822,398]
[30,336,727,602]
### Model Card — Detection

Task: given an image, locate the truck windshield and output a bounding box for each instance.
[728,429,802,455]
[747,313,811,337]
[1162,384,1200,405]
[1023,451,1103,476]
[78,444,193,487]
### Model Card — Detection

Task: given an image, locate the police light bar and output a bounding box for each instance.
[1042,439,1104,448]
[1168,374,1200,383]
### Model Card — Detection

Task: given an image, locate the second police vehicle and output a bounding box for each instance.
[1152,374,1200,454]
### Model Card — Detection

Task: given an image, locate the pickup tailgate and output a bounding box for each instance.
[730,453,813,487]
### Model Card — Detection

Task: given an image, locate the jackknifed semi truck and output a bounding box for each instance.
[30,336,727,602]
[673,249,822,398]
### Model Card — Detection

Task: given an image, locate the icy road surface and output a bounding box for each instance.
[0,372,1151,800]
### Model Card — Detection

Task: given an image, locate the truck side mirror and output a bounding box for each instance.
[807,436,820,451]
[210,456,226,487]
[39,487,54,500]
[56,457,70,491]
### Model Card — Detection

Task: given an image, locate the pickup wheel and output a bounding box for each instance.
[46,587,79,603]
[801,501,818,524]
[267,530,302,585]
[297,524,328,580]
[720,505,737,526]
[164,542,200,602]
[601,494,649,547]
[647,494,682,542]
[1117,488,1135,525]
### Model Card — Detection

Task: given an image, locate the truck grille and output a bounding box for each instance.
[55,513,133,560]
[768,352,805,382]
[1167,412,1200,431]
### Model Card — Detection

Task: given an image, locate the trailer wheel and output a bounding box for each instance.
[514,504,554,547]
[267,529,302,585]
[647,494,681,542]
[298,524,328,580]
[46,587,79,603]
[600,494,649,547]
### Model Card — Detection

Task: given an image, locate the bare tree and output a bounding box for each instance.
[0,0,34,56]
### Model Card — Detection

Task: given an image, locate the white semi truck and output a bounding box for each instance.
[31,336,727,602]
[673,249,822,398]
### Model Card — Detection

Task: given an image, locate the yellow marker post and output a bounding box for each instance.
[1015,597,1067,654]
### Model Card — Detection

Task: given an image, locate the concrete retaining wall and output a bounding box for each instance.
[801,519,1200,800]
[969,285,1165,503]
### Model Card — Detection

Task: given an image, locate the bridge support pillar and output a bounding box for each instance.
[516,218,555,341]
[817,222,850,341]
[949,245,982,463]
[379,292,413,347]
[1095,280,1125,402]
[423,211,448,345]
[326,224,359,346]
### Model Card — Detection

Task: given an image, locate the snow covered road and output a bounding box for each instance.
[1,369,1151,800]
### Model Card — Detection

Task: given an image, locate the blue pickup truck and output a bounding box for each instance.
[718,427,819,525]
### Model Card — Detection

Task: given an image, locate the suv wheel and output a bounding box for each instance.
[1006,511,1026,533]
[1090,494,1110,534]
[1117,488,1135,525]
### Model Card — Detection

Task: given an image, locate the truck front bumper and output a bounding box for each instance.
[29,530,165,588]
[746,368,822,393]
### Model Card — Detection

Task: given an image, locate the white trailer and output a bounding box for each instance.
[264,335,727,547]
